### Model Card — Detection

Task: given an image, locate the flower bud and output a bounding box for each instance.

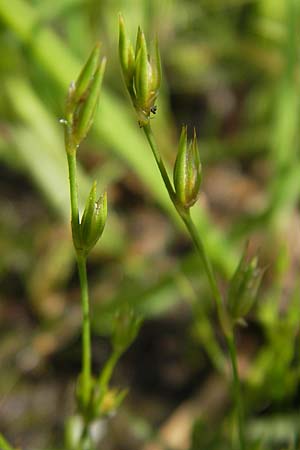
[227,247,263,322]
[173,127,202,209]
[80,182,107,255]
[119,15,161,126]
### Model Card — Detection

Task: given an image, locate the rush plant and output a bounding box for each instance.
[119,15,262,450]
[62,44,141,448]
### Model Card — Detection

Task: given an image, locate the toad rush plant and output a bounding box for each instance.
[62,44,141,449]
[119,15,262,450]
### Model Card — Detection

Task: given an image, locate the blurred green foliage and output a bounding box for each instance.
[0,0,300,449]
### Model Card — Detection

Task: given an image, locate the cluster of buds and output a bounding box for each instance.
[227,246,263,323]
[173,126,202,209]
[119,15,161,127]
[64,43,106,152]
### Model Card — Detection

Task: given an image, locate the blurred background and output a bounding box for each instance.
[1,0,300,449]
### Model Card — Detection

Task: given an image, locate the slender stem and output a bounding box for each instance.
[67,152,81,250]
[143,123,246,450]
[181,211,230,337]
[228,334,246,450]
[143,123,176,202]
[77,253,92,409]
[181,212,245,450]
[67,150,91,410]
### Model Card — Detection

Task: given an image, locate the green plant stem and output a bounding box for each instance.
[77,253,92,409]
[67,150,91,410]
[67,152,80,247]
[181,211,230,336]
[228,334,246,450]
[143,123,176,202]
[143,123,245,450]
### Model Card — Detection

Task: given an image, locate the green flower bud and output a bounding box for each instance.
[73,57,106,146]
[173,127,202,209]
[80,182,107,255]
[119,15,161,126]
[227,247,263,322]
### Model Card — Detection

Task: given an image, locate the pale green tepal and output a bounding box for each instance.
[65,43,106,153]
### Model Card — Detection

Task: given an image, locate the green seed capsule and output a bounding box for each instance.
[227,247,262,322]
[80,182,107,255]
[173,127,202,209]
